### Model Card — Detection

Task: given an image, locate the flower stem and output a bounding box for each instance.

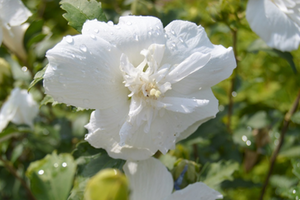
[259,88,300,200]
[0,156,36,200]
[227,29,238,132]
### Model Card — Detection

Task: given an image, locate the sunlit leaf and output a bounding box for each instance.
[28,66,47,92]
[26,151,76,200]
[60,0,107,32]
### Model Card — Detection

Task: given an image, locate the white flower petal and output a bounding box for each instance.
[85,105,156,160]
[82,16,166,66]
[165,182,223,200]
[165,52,211,84]
[123,157,173,200]
[163,20,236,93]
[0,0,32,26]
[246,0,300,51]
[0,88,38,132]
[2,23,29,60]
[44,35,128,109]
[156,97,209,113]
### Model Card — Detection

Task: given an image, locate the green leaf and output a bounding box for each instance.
[60,0,107,32]
[292,159,300,180]
[40,95,54,106]
[26,151,76,200]
[201,160,239,188]
[248,39,297,73]
[291,111,300,124]
[24,20,44,49]
[28,66,47,92]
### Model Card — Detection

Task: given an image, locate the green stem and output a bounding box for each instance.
[259,88,300,200]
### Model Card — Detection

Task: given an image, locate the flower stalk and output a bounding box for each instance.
[259,88,300,200]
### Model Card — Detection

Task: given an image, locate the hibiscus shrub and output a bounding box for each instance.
[0,0,300,200]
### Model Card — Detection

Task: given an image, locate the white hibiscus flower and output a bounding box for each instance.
[43,16,236,160]
[0,0,32,46]
[0,88,39,132]
[246,0,300,52]
[123,157,223,200]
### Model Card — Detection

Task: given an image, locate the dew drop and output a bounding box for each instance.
[164,34,168,38]
[156,31,160,36]
[246,140,251,146]
[156,25,160,30]
[38,170,44,175]
[65,36,73,44]
[232,91,237,97]
[179,37,184,43]
[62,162,67,167]
[171,30,176,35]
[52,64,58,70]
[198,87,202,90]
[172,43,176,48]
[108,21,113,26]
[110,32,114,35]
[134,34,139,41]
[54,163,58,168]
[94,29,99,33]
[21,66,28,72]
[107,47,111,52]
[71,53,75,58]
[90,34,96,39]
[127,21,132,25]
[148,31,152,36]
[79,44,87,52]
[242,135,247,142]
[293,190,296,194]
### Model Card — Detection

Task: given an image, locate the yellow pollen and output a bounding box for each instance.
[149,88,161,98]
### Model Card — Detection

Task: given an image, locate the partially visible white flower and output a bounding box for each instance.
[43,16,236,160]
[0,88,38,132]
[2,23,29,60]
[246,0,300,52]
[123,157,223,200]
[0,0,32,45]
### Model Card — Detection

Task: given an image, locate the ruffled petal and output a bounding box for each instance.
[165,182,223,200]
[162,20,236,93]
[246,0,300,51]
[0,0,32,26]
[82,16,166,66]
[2,23,29,60]
[85,104,156,160]
[44,35,128,110]
[123,157,173,200]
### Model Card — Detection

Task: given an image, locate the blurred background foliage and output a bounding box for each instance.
[0,0,300,200]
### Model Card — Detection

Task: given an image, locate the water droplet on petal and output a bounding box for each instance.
[38,170,44,175]
[52,64,58,70]
[94,29,99,33]
[65,36,73,44]
[134,34,139,41]
[172,43,176,48]
[107,47,111,52]
[62,162,67,167]
[164,34,168,38]
[70,54,75,58]
[127,21,132,25]
[242,135,247,142]
[108,21,113,26]
[179,37,184,43]
[156,31,160,36]
[171,30,176,35]
[79,44,87,52]
[90,34,96,39]
[148,31,152,36]
[21,66,28,72]
[293,190,296,194]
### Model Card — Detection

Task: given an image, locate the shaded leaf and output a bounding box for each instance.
[28,66,47,92]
